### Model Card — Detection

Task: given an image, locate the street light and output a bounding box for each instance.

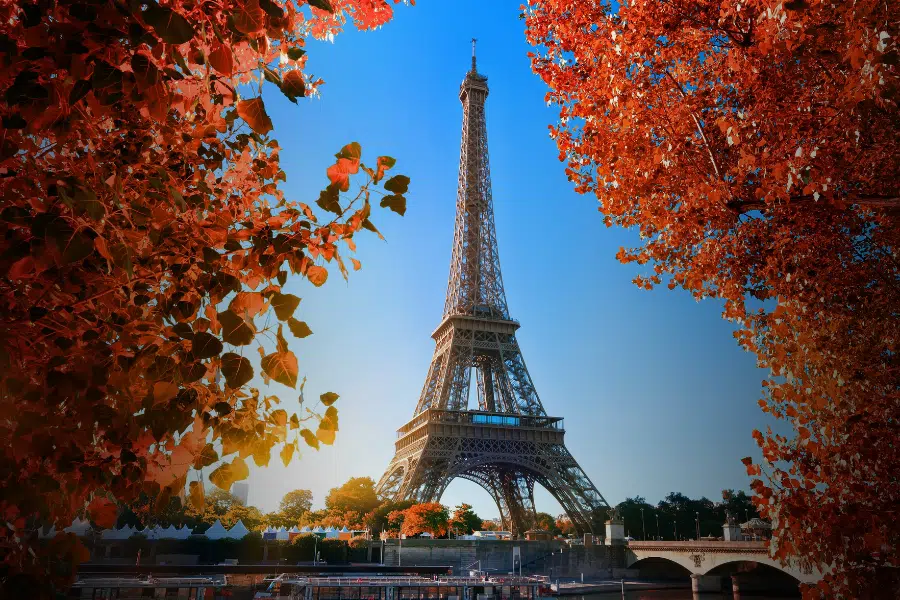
[640,508,646,541]
[655,513,660,541]
[695,512,701,541]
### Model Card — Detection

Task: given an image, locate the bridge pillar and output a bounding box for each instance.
[731,575,741,599]
[690,574,724,593]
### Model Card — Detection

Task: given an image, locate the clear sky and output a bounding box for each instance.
[237,0,773,518]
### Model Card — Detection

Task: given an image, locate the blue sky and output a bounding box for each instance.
[237,1,772,518]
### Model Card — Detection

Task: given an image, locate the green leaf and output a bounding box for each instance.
[192,332,223,360]
[288,318,313,339]
[143,1,196,45]
[221,352,254,388]
[380,194,407,216]
[300,428,319,449]
[271,292,301,321]
[383,174,410,194]
[261,351,298,388]
[287,47,306,60]
[217,309,255,346]
[320,392,338,406]
[307,0,334,14]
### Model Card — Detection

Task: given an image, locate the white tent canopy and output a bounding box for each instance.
[227,520,250,539]
[64,518,91,537]
[203,520,229,540]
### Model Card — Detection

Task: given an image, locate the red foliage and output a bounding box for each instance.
[525,1,898,596]
[400,503,449,538]
[0,0,410,591]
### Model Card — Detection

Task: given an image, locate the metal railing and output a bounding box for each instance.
[397,410,563,438]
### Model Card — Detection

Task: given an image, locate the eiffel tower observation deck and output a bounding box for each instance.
[375,43,610,537]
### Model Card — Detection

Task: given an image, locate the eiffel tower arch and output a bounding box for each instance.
[375,44,610,537]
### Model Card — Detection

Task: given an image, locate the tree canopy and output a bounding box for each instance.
[448,503,481,536]
[0,0,409,592]
[324,476,381,516]
[400,502,449,538]
[279,489,313,523]
[525,1,898,596]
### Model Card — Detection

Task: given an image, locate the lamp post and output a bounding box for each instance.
[640,508,646,541]
[313,535,318,566]
[655,513,660,541]
[695,512,700,541]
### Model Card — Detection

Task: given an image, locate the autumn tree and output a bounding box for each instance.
[278,489,314,524]
[534,512,557,534]
[0,0,411,592]
[479,519,499,532]
[554,515,574,537]
[324,477,381,517]
[525,1,898,596]
[364,499,414,535]
[448,503,481,535]
[400,503,449,538]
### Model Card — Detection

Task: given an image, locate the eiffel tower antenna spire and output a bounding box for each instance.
[375,51,609,538]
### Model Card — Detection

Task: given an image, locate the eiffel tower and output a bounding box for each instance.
[375,43,610,537]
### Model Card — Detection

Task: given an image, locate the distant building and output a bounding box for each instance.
[740,518,772,541]
[231,482,249,505]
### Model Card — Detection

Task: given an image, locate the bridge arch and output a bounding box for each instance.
[629,557,693,579]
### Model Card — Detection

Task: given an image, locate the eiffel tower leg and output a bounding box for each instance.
[457,470,512,533]
[499,471,536,537]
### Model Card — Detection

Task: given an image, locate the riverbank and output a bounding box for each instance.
[552,579,689,595]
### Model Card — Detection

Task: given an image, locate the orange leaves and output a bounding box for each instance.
[282,71,307,101]
[208,44,234,76]
[209,456,250,491]
[188,480,205,510]
[327,160,361,192]
[306,265,328,287]
[233,0,266,34]
[153,382,179,405]
[87,497,118,529]
[237,98,273,135]
[261,350,299,388]
[280,442,295,467]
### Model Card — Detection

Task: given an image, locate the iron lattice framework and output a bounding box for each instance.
[375,46,609,536]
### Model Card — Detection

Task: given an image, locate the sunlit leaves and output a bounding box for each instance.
[525,0,899,596]
[209,457,250,491]
[280,443,295,467]
[221,352,254,388]
[188,481,205,510]
[234,0,266,34]
[0,0,412,587]
[320,392,338,406]
[306,265,328,287]
[300,428,319,449]
[271,292,301,320]
[288,318,313,338]
[208,44,234,76]
[237,98,273,135]
[261,351,299,388]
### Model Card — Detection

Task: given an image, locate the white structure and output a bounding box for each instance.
[606,515,626,546]
[227,520,250,539]
[472,530,512,540]
[203,520,229,540]
[64,518,92,537]
[231,482,250,505]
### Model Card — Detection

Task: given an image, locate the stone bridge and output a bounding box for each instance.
[626,541,822,592]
